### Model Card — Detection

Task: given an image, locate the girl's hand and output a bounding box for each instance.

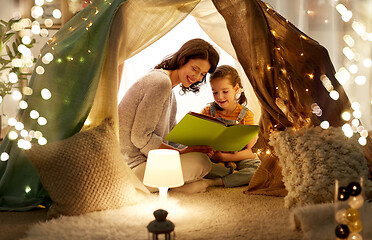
[180,145,214,158]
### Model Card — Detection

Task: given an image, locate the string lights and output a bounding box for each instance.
[1,1,370,166]
[1,0,96,162]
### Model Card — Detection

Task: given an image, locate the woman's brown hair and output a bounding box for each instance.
[155,38,219,93]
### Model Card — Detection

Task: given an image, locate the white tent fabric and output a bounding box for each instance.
[88,0,261,133]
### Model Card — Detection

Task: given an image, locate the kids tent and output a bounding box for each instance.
[0,0,370,210]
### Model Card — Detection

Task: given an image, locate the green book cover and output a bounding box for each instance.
[165,112,259,151]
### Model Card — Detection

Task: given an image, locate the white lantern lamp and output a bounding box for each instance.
[143,149,184,201]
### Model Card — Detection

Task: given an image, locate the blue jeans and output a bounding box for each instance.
[204,158,260,188]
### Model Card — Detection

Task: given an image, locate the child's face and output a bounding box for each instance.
[211,77,239,110]
[177,58,210,88]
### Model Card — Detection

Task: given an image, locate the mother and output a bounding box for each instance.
[118,38,220,193]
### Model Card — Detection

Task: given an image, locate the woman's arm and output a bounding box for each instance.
[211,136,257,162]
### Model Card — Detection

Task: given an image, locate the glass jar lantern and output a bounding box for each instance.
[147,209,175,240]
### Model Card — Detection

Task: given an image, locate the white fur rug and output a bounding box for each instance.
[20,187,302,240]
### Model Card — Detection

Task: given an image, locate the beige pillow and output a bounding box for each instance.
[26,118,148,219]
[269,126,369,208]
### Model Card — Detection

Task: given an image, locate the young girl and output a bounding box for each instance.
[201,65,260,188]
[118,38,220,193]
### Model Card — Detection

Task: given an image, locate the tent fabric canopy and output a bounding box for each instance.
[0,0,370,211]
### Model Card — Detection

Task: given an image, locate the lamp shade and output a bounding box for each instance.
[143,149,184,188]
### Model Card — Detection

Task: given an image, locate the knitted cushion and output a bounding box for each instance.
[26,118,148,218]
[269,126,369,208]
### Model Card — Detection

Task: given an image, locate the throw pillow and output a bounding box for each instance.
[269,126,369,208]
[26,117,149,219]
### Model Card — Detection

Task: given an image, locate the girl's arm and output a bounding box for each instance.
[211,136,257,162]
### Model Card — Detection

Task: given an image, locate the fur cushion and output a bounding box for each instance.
[269,126,369,208]
[26,118,148,219]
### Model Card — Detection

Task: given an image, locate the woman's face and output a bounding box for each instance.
[177,58,211,88]
[211,77,239,110]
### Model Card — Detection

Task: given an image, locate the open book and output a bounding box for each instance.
[165,112,259,152]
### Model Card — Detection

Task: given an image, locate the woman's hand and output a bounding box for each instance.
[180,145,214,158]
[211,151,225,162]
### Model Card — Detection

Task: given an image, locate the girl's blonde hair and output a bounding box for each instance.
[209,65,247,106]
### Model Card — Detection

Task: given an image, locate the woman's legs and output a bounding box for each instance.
[172,152,212,193]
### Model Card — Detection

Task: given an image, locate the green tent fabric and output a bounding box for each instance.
[0,0,200,211]
[0,0,129,211]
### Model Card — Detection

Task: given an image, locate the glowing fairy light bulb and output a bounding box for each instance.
[35,131,43,139]
[31,6,44,18]
[40,28,49,38]
[15,122,24,131]
[11,58,22,68]
[343,35,355,47]
[8,131,18,140]
[348,64,358,74]
[38,137,47,145]
[20,129,28,138]
[351,102,360,110]
[45,52,54,61]
[18,44,31,57]
[22,35,32,45]
[330,90,339,100]
[341,11,352,22]
[336,4,347,15]
[357,126,364,133]
[8,118,17,126]
[353,110,362,119]
[19,100,28,109]
[23,87,33,95]
[30,110,40,119]
[342,124,353,138]
[363,58,372,68]
[18,139,31,150]
[341,112,351,121]
[29,131,35,138]
[320,121,330,129]
[35,0,44,6]
[53,9,62,19]
[318,120,329,129]
[12,90,22,101]
[0,152,9,161]
[31,24,41,35]
[25,185,31,193]
[20,18,31,28]
[358,137,367,146]
[335,67,350,85]
[320,75,333,92]
[352,119,360,127]
[44,19,53,28]
[342,47,355,60]
[352,21,366,37]
[37,117,47,125]
[36,66,45,75]
[361,130,368,138]
[367,33,372,41]
[355,76,366,85]
[9,72,18,83]
[41,88,52,100]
